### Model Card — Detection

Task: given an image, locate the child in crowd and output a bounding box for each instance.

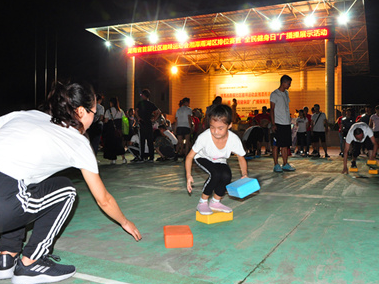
[296,109,308,156]
[153,129,176,161]
[0,82,141,284]
[242,118,263,157]
[185,104,248,215]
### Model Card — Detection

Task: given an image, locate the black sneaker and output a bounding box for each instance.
[351,161,357,168]
[12,254,75,284]
[325,154,330,158]
[0,254,18,280]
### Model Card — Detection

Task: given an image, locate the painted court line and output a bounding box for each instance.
[74,272,133,284]
[343,218,375,223]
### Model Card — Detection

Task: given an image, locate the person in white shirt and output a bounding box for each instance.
[310,104,329,158]
[295,109,309,155]
[270,75,296,172]
[0,82,141,284]
[342,122,378,174]
[185,104,248,215]
[175,97,193,157]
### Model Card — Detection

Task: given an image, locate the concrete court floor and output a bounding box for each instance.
[4,148,379,284]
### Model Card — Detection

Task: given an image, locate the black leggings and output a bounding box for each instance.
[0,172,76,260]
[195,158,232,197]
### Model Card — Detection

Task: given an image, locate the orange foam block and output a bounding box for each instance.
[163,225,193,248]
[349,167,358,172]
[196,211,233,224]
[367,160,377,166]
[369,169,378,175]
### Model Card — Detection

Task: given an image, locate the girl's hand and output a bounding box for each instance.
[241,174,248,179]
[187,176,194,193]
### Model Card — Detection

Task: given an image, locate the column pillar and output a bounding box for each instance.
[325,39,335,123]
[300,60,307,107]
[126,56,135,110]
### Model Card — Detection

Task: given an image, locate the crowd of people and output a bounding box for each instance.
[87,78,378,175]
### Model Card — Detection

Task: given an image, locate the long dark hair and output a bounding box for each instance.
[43,81,95,133]
[109,97,121,111]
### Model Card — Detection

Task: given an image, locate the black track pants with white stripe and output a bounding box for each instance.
[194,158,232,197]
[0,172,76,260]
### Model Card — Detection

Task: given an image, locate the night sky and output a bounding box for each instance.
[2,0,379,115]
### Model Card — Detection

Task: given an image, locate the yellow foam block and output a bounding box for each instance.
[349,167,358,172]
[369,169,378,175]
[367,160,377,166]
[196,211,233,224]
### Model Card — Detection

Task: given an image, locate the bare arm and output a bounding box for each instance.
[185,149,196,193]
[324,118,329,133]
[237,155,248,178]
[270,101,276,132]
[81,169,141,241]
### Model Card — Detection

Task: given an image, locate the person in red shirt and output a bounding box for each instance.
[255,106,271,154]
[336,108,346,156]
[303,106,312,156]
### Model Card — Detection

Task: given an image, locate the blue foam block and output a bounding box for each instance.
[226,178,260,199]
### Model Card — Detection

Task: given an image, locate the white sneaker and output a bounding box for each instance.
[110,160,116,165]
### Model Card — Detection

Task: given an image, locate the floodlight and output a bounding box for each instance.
[124,36,135,47]
[269,18,282,31]
[171,66,178,74]
[105,41,111,47]
[338,13,349,25]
[304,15,316,27]
[149,32,159,44]
[235,22,249,37]
[175,30,189,43]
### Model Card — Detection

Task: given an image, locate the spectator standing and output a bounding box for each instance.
[135,89,161,162]
[231,98,238,123]
[255,106,271,154]
[88,94,105,156]
[295,109,308,156]
[341,108,355,156]
[335,108,346,156]
[358,106,372,125]
[310,104,329,158]
[270,75,296,172]
[175,97,193,157]
[103,97,126,164]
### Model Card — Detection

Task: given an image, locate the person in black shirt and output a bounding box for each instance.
[135,89,161,162]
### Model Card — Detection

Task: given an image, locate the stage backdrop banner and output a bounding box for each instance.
[216,81,278,118]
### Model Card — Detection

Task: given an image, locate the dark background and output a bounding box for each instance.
[1,0,378,115]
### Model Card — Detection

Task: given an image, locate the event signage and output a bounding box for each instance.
[127,27,332,56]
